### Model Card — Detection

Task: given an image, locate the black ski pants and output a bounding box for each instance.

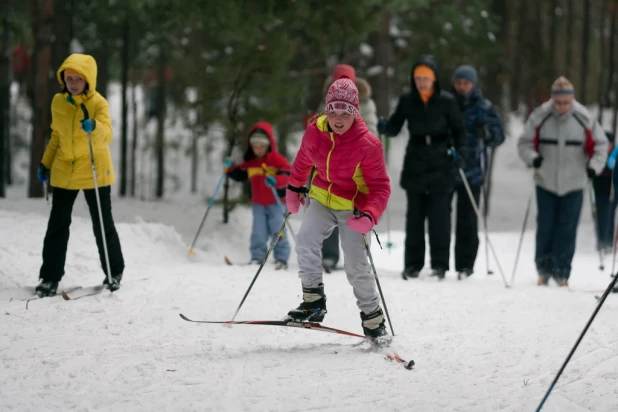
[404,190,451,271]
[452,182,482,272]
[39,186,125,282]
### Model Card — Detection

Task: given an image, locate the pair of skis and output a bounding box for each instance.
[22,285,109,308]
[179,314,414,370]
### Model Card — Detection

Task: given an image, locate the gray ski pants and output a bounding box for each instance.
[296,200,380,314]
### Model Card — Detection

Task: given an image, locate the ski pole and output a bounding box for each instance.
[379,133,394,252]
[187,171,226,256]
[231,212,291,321]
[43,181,49,205]
[354,209,396,336]
[510,188,533,286]
[480,147,493,275]
[267,184,297,243]
[535,271,618,411]
[588,179,605,270]
[80,104,112,288]
[458,168,509,288]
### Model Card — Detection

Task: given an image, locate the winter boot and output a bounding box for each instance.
[286,283,327,322]
[430,268,446,280]
[361,307,391,347]
[457,268,473,280]
[103,273,123,291]
[274,260,288,270]
[322,258,336,274]
[537,273,550,286]
[402,267,420,280]
[35,279,59,297]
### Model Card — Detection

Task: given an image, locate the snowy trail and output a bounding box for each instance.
[2,206,618,411]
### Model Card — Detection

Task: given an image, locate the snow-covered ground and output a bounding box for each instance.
[2,86,618,410]
[1,196,617,411]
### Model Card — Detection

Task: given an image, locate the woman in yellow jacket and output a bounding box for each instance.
[35,53,124,297]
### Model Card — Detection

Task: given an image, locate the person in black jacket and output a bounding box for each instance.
[378,56,465,280]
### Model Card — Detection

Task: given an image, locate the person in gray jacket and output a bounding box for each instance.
[518,76,608,287]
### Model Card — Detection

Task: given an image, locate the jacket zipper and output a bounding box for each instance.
[326,131,335,208]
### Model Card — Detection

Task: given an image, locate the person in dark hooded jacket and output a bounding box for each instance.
[450,65,505,279]
[378,56,465,280]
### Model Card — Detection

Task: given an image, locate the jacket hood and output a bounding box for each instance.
[56,54,98,96]
[410,55,441,94]
[244,122,277,161]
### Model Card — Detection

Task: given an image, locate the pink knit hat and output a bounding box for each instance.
[324,78,359,116]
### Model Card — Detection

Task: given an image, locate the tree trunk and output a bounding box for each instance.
[566,0,574,73]
[119,14,130,196]
[606,1,617,118]
[28,0,53,198]
[0,13,10,197]
[190,130,198,194]
[549,0,558,78]
[130,82,138,197]
[508,0,526,111]
[155,46,166,199]
[373,12,390,119]
[51,0,71,71]
[580,0,591,104]
[598,0,609,123]
[94,43,109,98]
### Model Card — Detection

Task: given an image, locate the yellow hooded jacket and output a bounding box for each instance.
[41,53,115,189]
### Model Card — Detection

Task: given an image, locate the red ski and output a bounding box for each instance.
[178,314,414,369]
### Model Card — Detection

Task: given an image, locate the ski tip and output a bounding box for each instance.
[224,256,232,265]
[61,290,71,301]
[179,313,190,321]
[405,360,415,370]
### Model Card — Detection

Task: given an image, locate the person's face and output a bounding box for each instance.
[552,95,573,115]
[65,74,86,95]
[414,76,434,93]
[251,143,269,157]
[454,79,474,96]
[326,110,355,134]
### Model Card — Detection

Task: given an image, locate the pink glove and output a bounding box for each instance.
[346,214,373,234]
[285,187,306,214]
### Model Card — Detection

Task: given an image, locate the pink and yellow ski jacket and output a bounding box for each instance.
[289,115,390,224]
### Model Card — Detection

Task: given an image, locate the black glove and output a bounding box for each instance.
[587,167,596,179]
[454,155,464,169]
[532,156,543,169]
[450,149,464,169]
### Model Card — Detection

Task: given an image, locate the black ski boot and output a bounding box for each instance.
[402,267,420,280]
[35,280,59,297]
[286,283,327,322]
[361,307,392,347]
[457,268,472,280]
[430,268,446,280]
[103,273,123,291]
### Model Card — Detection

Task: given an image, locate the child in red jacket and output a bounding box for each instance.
[285,79,392,342]
[226,122,291,269]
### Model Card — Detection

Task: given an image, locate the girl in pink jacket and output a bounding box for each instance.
[285,78,391,341]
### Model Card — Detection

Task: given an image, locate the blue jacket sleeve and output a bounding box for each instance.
[482,101,505,148]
